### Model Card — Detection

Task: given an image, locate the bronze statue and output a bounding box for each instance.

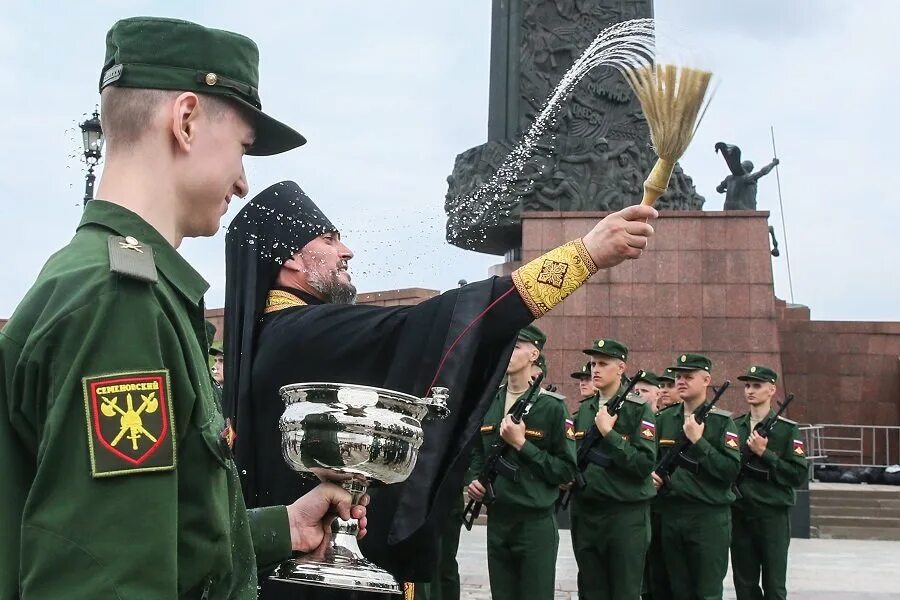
[715,142,779,210]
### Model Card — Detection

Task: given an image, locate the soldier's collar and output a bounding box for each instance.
[78,200,208,305]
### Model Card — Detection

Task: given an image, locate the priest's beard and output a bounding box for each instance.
[307,268,358,305]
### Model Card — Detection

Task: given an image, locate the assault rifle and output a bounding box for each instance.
[654,381,731,489]
[733,393,796,497]
[463,373,544,530]
[557,371,644,511]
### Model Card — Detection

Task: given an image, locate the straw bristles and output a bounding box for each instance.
[623,64,713,162]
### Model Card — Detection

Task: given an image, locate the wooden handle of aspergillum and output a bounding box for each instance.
[641,158,675,206]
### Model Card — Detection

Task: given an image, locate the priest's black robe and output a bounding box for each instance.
[241,279,533,599]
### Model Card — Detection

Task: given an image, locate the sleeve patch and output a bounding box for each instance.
[640,420,656,440]
[565,418,576,440]
[725,431,739,449]
[793,439,806,456]
[82,370,176,478]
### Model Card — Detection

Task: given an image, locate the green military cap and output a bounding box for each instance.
[100,17,305,156]
[517,324,546,350]
[583,338,628,361]
[570,361,592,380]
[638,370,661,387]
[737,365,778,384]
[670,353,712,372]
[657,367,676,383]
[209,340,224,357]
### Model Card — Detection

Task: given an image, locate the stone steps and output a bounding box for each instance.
[811,515,900,528]
[809,506,900,519]
[809,484,900,540]
[814,525,900,541]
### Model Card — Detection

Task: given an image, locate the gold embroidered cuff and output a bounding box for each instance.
[511,239,598,318]
[264,289,307,314]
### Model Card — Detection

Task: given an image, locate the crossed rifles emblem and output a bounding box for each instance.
[100,392,159,450]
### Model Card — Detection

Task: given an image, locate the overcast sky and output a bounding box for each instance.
[0,1,897,321]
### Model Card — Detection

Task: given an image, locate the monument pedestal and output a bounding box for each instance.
[497,210,782,414]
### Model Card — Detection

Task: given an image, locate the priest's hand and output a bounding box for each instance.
[500,415,527,450]
[581,204,657,269]
[287,483,370,552]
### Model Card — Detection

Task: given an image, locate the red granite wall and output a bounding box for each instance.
[778,305,900,426]
[503,210,782,416]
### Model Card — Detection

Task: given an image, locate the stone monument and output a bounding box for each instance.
[714,142,780,211]
[445,0,705,256]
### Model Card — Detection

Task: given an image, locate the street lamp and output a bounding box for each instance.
[79,108,104,206]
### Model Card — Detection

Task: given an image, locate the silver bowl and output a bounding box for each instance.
[270,383,450,594]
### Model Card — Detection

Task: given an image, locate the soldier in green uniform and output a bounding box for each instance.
[209,339,225,390]
[657,368,678,410]
[570,339,657,600]
[0,17,368,598]
[651,354,741,600]
[466,325,577,600]
[731,366,807,600]
[644,367,677,600]
[414,491,465,600]
[571,361,596,400]
[634,370,662,413]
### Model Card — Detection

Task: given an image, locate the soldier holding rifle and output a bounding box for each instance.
[466,325,576,600]
[569,339,656,600]
[652,354,740,600]
[731,366,807,600]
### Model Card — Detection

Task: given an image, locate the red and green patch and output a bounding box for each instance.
[82,370,176,477]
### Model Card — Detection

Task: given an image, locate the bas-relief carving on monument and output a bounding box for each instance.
[445,0,705,256]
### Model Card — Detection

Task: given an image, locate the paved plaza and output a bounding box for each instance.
[456,525,900,599]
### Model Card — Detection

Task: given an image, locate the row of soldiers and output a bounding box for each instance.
[453,326,808,600]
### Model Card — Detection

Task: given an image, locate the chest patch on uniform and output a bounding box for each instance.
[659,438,676,446]
[82,370,176,478]
[640,420,656,440]
[565,418,576,440]
[574,430,586,439]
[480,424,496,434]
[725,431,740,449]
[525,428,545,439]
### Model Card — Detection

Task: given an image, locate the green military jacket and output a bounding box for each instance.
[572,389,657,503]
[0,201,291,599]
[468,385,576,511]
[655,402,741,507]
[734,411,808,510]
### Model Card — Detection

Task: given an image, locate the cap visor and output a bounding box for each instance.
[737,375,768,382]
[582,349,621,358]
[236,99,307,156]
